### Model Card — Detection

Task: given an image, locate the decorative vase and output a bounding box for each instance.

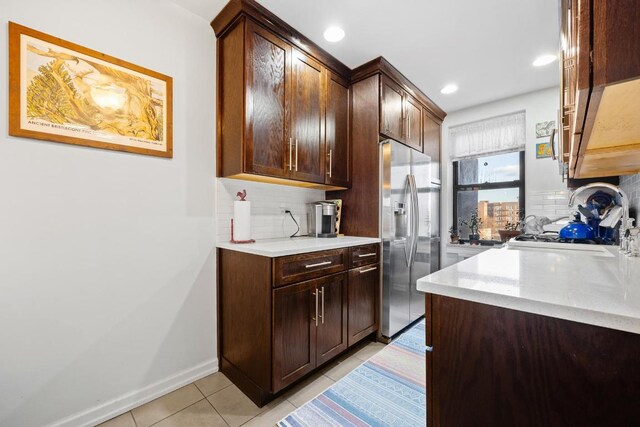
[469,233,480,245]
[498,229,522,242]
[450,235,460,244]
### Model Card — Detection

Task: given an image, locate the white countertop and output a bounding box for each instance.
[216,236,381,257]
[417,244,640,334]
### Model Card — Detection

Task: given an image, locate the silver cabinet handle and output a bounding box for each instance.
[320,286,325,324]
[313,289,319,326]
[358,253,376,258]
[288,138,293,171]
[327,149,332,178]
[425,345,433,352]
[305,261,332,269]
[295,139,298,171]
[359,266,377,274]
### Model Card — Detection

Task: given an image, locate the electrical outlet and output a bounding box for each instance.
[280,203,289,214]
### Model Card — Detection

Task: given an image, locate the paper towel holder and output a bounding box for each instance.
[229,218,255,244]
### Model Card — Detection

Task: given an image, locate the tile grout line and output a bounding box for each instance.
[201,395,231,427]
[146,397,207,427]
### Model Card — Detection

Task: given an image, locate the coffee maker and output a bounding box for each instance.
[307,201,338,238]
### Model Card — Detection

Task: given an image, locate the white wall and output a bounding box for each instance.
[441,87,566,267]
[0,1,220,426]
[216,179,325,241]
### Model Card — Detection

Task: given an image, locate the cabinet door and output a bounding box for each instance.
[347,265,380,346]
[405,95,423,152]
[290,48,326,183]
[272,280,317,391]
[316,273,348,366]
[245,21,291,178]
[325,73,350,188]
[423,109,441,183]
[380,77,404,142]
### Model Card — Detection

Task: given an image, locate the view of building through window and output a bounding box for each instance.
[454,152,524,241]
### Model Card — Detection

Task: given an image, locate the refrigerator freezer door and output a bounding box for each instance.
[381,141,413,338]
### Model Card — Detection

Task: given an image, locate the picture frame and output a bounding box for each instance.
[536,142,552,158]
[535,120,555,138]
[8,22,173,158]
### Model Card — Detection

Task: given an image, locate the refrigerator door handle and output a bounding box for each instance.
[408,175,419,266]
[403,175,412,267]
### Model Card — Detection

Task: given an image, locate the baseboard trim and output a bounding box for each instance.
[46,358,219,427]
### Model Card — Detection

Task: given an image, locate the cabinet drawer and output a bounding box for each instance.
[274,249,348,287]
[350,244,380,268]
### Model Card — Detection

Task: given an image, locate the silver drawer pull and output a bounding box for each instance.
[358,253,376,258]
[425,345,433,353]
[359,266,377,274]
[305,261,332,269]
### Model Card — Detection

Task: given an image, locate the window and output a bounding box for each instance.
[453,151,525,241]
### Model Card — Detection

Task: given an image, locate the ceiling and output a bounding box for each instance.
[173,0,560,113]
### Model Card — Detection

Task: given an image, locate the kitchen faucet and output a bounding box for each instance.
[568,182,630,250]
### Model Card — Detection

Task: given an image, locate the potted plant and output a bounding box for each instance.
[449,226,460,244]
[460,209,483,245]
[498,211,524,242]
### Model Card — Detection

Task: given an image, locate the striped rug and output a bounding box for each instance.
[278,320,425,427]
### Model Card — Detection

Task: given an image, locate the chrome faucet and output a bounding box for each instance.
[568,182,630,250]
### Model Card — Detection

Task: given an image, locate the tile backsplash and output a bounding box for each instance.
[527,190,571,220]
[216,178,325,241]
[620,173,640,220]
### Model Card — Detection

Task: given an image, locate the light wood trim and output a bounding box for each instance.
[8,22,173,158]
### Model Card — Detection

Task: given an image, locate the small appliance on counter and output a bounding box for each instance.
[307,201,338,238]
[559,212,596,241]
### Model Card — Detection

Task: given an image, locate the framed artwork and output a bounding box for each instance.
[8,22,173,158]
[536,142,552,158]
[535,121,555,138]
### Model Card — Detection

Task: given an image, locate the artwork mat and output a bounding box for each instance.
[8,22,173,158]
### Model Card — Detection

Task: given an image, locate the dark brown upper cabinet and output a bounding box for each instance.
[423,109,441,183]
[560,0,640,179]
[380,74,425,152]
[380,76,405,142]
[290,49,326,183]
[325,73,350,188]
[213,1,351,190]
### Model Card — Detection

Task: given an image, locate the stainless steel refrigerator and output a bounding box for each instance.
[380,140,440,340]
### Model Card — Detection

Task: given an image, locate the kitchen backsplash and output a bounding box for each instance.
[620,173,640,219]
[527,190,571,220]
[216,178,325,241]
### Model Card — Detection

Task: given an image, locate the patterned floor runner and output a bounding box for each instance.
[278,319,426,427]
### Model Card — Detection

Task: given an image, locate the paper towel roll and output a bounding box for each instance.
[233,200,251,241]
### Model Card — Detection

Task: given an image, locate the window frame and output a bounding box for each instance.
[452,150,526,243]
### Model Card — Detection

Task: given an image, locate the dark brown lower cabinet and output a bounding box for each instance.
[348,265,379,346]
[219,245,380,407]
[425,294,640,427]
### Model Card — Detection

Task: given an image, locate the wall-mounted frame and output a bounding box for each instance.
[8,22,173,158]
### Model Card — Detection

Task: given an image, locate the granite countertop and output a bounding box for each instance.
[216,235,381,257]
[417,244,640,334]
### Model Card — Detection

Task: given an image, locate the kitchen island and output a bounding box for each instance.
[418,245,640,426]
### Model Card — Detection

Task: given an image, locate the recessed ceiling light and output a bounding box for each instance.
[532,54,557,67]
[323,26,345,42]
[440,84,458,95]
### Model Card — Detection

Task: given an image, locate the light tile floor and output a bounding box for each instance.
[97,340,386,427]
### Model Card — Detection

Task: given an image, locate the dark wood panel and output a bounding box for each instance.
[218,20,245,177]
[316,273,348,366]
[245,21,290,178]
[273,249,348,287]
[380,76,404,142]
[290,48,325,183]
[211,0,350,78]
[350,56,446,122]
[431,294,640,427]
[325,73,350,188]
[219,250,272,392]
[423,109,441,182]
[272,280,317,391]
[404,94,422,152]
[327,75,381,237]
[347,265,380,346]
[349,244,380,268]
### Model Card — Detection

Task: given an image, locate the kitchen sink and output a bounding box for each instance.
[506,240,615,258]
